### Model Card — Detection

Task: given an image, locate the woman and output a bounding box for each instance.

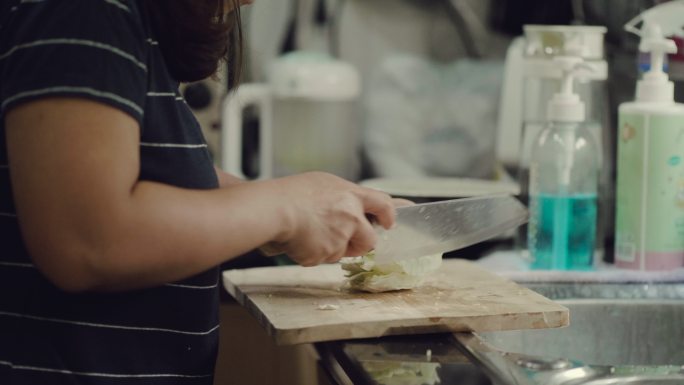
[0,1,396,384]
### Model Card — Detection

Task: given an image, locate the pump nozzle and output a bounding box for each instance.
[633,24,678,103]
[625,0,684,39]
[641,25,678,74]
[546,56,588,187]
[625,2,681,103]
[547,56,588,123]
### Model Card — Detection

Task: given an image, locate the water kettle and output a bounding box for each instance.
[221,51,362,181]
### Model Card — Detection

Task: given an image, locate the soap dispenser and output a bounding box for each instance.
[615,20,684,271]
[528,55,599,270]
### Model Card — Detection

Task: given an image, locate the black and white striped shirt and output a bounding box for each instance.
[0,1,222,384]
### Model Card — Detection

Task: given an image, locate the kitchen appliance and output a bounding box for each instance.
[222,50,362,180]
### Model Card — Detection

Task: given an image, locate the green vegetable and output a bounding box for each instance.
[341,251,442,293]
[361,361,441,385]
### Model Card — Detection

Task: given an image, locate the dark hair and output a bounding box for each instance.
[143,0,243,86]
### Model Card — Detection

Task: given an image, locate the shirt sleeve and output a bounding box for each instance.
[0,0,148,124]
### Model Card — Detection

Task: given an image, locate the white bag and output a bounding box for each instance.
[364,55,503,179]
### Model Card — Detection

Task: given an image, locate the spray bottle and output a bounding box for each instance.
[615,2,684,271]
[528,54,599,270]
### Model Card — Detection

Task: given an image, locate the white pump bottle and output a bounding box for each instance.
[615,8,684,271]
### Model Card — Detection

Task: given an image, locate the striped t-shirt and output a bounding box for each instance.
[0,1,222,384]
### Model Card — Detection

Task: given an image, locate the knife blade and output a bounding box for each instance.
[371,195,528,263]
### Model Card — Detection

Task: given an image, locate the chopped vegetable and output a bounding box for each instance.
[361,361,441,385]
[317,304,340,311]
[341,251,442,293]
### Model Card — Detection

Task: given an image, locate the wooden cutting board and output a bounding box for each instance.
[222,259,568,345]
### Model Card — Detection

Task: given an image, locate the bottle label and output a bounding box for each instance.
[615,112,684,270]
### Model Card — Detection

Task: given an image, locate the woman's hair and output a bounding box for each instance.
[143,0,243,86]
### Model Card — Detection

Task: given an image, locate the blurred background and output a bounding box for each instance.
[181,0,675,267]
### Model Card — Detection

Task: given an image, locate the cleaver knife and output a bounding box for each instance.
[370,195,528,263]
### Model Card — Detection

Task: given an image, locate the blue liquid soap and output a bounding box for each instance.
[528,193,597,270]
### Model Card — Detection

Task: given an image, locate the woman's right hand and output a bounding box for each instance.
[267,172,396,267]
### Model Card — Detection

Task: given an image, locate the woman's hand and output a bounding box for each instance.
[266,172,396,266]
[391,198,415,208]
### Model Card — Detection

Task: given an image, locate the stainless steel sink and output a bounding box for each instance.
[580,378,684,385]
[453,283,684,385]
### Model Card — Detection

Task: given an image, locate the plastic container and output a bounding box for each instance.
[528,56,599,270]
[500,25,609,263]
[615,22,684,271]
[222,51,362,181]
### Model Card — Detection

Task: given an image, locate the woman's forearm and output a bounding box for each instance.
[74,179,289,292]
[214,165,244,187]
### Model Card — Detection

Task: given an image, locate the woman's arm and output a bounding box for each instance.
[6,98,394,293]
[214,165,244,187]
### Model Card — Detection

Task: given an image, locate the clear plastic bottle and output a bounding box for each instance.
[527,56,600,270]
